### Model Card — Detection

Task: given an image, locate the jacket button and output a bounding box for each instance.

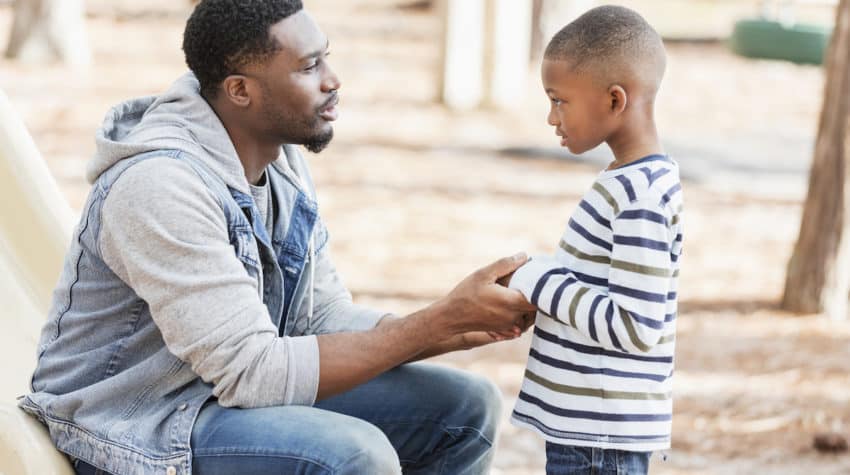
[166,466,177,475]
[178,403,188,411]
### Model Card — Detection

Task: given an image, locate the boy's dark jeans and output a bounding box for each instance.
[546,442,651,475]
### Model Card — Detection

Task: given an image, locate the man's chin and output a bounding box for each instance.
[304,129,334,154]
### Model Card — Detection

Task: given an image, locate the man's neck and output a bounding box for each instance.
[231,134,280,185]
[221,121,281,186]
[209,99,281,186]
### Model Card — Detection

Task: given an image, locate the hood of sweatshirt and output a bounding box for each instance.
[87,72,304,196]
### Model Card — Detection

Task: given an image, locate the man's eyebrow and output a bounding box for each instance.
[299,39,330,62]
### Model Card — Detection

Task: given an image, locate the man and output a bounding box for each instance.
[20,1,536,474]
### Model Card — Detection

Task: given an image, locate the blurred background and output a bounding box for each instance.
[1,0,849,473]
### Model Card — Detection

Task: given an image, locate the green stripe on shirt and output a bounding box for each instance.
[525,369,671,400]
[592,182,620,215]
[568,287,590,327]
[611,259,672,277]
[560,240,611,264]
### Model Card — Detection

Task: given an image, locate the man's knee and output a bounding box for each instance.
[459,373,503,441]
[333,420,401,475]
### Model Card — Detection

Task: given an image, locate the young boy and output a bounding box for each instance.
[506,6,683,474]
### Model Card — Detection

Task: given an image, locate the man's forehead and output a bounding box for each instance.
[269,10,328,61]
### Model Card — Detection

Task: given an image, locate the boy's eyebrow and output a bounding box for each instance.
[299,39,330,62]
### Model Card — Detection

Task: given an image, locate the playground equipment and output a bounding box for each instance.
[730,0,834,64]
[0,87,76,473]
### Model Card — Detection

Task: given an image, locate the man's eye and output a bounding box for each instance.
[305,62,318,71]
[550,98,562,106]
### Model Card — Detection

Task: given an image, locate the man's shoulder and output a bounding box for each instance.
[102,154,222,221]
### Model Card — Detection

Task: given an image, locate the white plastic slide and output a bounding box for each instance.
[0,87,75,474]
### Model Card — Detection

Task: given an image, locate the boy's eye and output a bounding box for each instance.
[550,97,563,106]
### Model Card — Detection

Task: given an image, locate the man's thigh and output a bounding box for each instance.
[314,363,502,469]
[191,401,400,475]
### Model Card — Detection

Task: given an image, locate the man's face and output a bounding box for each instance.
[248,10,340,153]
[541,59,614,155]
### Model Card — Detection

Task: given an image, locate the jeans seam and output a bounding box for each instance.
[193,452,333,472]
[444,425,495,448]
[329,448,368,475]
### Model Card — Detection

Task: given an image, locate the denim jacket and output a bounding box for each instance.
[19,73,385,475]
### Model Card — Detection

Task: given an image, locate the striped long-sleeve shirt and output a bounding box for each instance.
[508,154,683,452]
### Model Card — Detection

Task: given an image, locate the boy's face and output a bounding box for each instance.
[541,59,617,155]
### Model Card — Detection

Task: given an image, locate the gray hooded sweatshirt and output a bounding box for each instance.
[22,73,385,475]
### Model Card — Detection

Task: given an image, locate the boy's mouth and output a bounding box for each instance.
[556,130,568,147]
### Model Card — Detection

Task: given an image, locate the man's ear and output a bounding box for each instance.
[608,84,627,115]
[221,75,252,108]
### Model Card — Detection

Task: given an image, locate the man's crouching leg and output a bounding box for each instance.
[315,363,503,475]
[190,401,401,475]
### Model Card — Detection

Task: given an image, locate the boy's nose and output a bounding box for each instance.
[547,108,559,127]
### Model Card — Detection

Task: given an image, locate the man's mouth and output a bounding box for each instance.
[318,94,339,122]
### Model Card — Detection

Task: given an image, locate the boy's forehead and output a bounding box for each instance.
[541,59,580,86]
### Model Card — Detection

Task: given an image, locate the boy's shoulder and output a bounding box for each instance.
[593,159,682,217]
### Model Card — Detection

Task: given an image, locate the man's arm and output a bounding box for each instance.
[315,254,535,400]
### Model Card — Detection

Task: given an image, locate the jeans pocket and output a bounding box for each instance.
[545,443,593,474]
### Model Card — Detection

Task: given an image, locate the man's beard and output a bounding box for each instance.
[304,128,333,153]
[259,85,335,153]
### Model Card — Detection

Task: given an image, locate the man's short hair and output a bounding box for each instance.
[545,5,665,90]
[183,0,304,98]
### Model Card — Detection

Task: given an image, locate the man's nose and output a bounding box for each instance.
[322,64,341,92]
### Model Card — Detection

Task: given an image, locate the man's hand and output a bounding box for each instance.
[429,253,538,340]
[316,253,537,399]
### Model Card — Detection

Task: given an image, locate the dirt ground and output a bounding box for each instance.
[2,1,850,473]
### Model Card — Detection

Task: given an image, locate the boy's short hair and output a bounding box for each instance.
[545,5,666,92]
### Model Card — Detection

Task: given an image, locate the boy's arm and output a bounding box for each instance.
[510,198,678,354]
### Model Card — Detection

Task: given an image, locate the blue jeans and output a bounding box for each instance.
[75,363,501,475]
[545,443,651,475]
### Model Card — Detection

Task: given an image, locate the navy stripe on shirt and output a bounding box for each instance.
[615,175,636,202]
[609,284,667,303]
[519,391,672,422]
[513,411,671,443]
[579,200,612,229]
[550,277,577,317]
[529,348,670,382]
[570,219,613,251]
[534,326,673,363]
[618,209,667,225]
[531,268,571,306]
[605,302,626,352]
[613,235,669,251]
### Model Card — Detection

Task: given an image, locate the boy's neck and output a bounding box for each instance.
[605,117,664,171]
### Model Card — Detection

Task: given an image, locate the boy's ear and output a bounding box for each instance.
[608,84,627,115]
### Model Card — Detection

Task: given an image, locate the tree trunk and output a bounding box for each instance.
[781,0,850,320]
[5,0,91,66]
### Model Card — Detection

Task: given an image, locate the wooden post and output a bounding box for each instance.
[441,0,486,110]
[781,0,850,320]
[487,0,533,108]
[5,0,91,66]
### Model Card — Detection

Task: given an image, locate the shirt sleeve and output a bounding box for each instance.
[99,157,319,408]
[509,197,676,354]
